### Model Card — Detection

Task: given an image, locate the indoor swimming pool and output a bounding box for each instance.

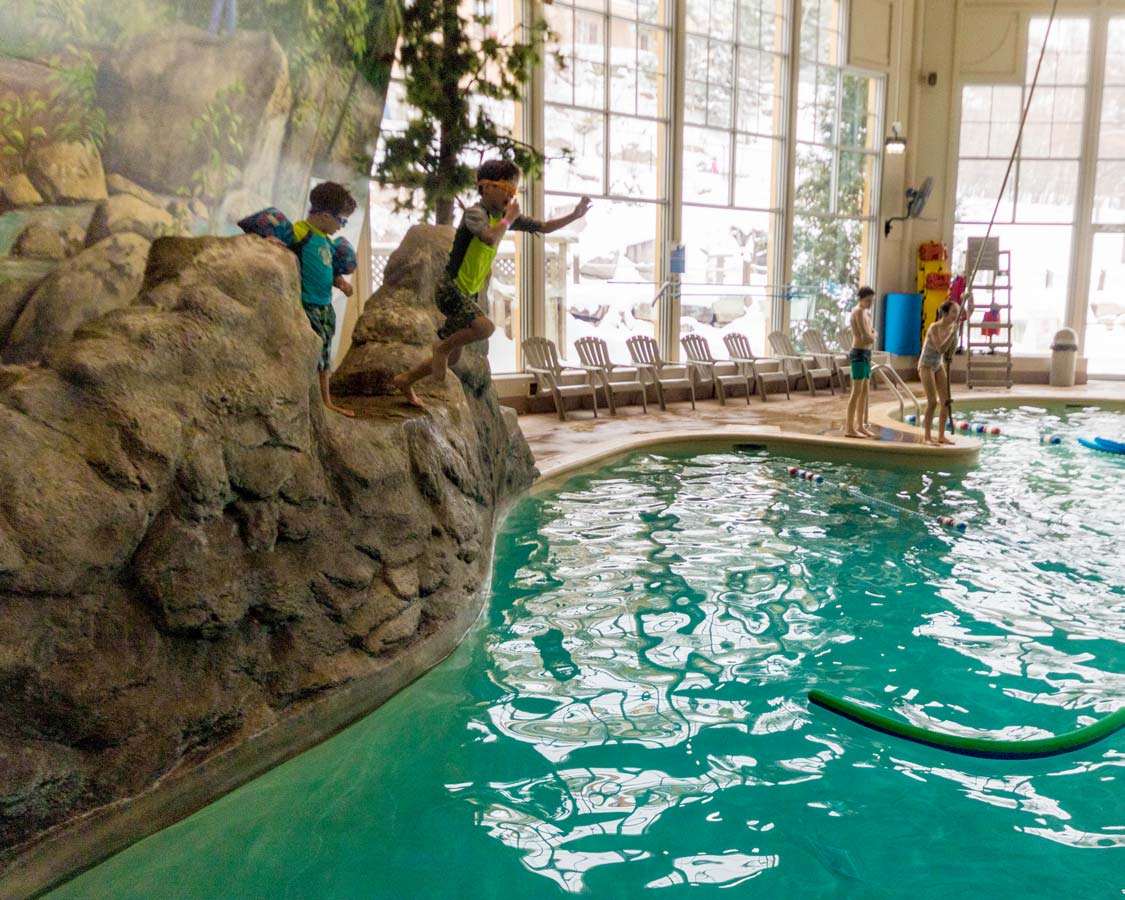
[51,404,1125,899]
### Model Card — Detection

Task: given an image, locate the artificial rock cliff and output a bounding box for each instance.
[0,229,536,884]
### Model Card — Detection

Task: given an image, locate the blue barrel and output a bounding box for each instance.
[884,292,923,355]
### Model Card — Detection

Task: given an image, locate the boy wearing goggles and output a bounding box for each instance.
[292,181,357,417]
[393,159,592,407]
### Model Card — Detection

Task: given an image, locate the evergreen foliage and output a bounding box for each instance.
[376,0,563,224]
[791,72,875,337]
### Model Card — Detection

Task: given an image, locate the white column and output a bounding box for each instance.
[522,0,547,360]
[1067,8,1110,358]
[662,0,687,359]
[779,0,803,334]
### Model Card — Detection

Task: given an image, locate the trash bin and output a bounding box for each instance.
[1049,327,1078,387]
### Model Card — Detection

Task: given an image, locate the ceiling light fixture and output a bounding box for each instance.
[885,121,907,155]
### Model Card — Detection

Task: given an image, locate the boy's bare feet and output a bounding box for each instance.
[844,429,867,439]
[327,403,355,418]
[859,426,876,438]
[938,436,955,446]
[391,373,426,408]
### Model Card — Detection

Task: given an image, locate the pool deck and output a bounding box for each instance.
[520,380,1125,479]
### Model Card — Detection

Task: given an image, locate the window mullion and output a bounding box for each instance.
[1069,10,1111,352]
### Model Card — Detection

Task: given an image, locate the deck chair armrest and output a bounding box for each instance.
[555,363,596,378]
[526,366,561,393]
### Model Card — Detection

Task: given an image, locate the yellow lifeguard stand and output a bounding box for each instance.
[917,242,951,347]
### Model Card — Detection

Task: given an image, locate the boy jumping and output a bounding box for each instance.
[845,286,877,438]
[393,159,592,407]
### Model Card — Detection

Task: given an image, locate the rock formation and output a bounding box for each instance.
[2,233,151,365]
[25,142,108,205]
[0,231,536,877]
[97,26,291,207]
[334,224,454,398]
[84,194,175,245]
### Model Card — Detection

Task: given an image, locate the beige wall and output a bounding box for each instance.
[849,0,957,294]
[866,0,1125,300]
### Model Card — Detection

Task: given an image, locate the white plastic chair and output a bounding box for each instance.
[804,328,850,390]
[626,335,696,410]
[522,336,598,421]
[680,334,753,405]
[768,330,835,396]
[573,336,648,415]
[722,333,791,402]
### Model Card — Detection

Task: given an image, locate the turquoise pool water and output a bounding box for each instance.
[51,405,1124,899]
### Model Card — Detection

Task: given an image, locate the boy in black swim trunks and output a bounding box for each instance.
[393,159,592,407]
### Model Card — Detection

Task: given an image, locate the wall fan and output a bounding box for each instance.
[884,177,934,237]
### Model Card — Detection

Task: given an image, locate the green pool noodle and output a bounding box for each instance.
[808,690,1125,759]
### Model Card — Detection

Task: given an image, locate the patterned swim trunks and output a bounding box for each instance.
[302,302,336,372]
[435,275,486,340]
[849,347,872,380]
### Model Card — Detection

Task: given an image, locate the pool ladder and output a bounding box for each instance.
[872,364,921,423]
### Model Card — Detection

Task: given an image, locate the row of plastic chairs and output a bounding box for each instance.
[522,329,854,422]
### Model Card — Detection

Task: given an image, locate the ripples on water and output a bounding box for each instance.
[50,406,1125,900]
[463,406,1125,895]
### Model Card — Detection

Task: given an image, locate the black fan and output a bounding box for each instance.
[884,177,934,237]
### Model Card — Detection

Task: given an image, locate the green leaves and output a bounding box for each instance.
[49,48,107,151]
[374,0,563,223]
[0,93,53,171]
[185,80,248,230]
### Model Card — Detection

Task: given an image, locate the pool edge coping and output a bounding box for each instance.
[868,390,1125,445]
[534,425,982,483]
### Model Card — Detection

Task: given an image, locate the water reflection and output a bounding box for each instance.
[464,410,1125,892]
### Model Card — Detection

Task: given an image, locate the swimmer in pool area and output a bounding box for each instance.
[917,300,959,446]
[845,287,877,439]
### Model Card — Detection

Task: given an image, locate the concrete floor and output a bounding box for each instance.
[519,379,1125,478]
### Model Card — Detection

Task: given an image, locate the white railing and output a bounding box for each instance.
[872,363,921,422]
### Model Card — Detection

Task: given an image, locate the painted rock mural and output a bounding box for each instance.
[1,0,396,365]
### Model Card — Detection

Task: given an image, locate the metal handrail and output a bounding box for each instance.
[649,280,674,307]
[871,363,921,422]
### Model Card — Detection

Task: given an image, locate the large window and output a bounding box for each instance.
[680,0,790,356]
[1086,17,1125,376]
[366,0,895,378]
[543,0,671,363]
[953,18,1090,355]
[791,0,883,339]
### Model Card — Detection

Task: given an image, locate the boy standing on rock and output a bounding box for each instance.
[242,181,358,417]
[392,159,592,407]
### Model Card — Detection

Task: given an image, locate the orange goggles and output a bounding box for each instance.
[478,179,518,199]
